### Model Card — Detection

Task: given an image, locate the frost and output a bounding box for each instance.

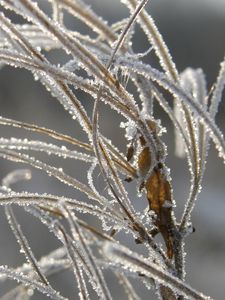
[103,241,212,300]
[0,137,95,162]
[2,169,32,187]
[162,200,173,209]
[116,56,225,163]
[0,0,224,299]
[120,119,137,141]
[0,265,67,300]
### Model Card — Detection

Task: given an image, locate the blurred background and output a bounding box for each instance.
[0,0,225,299]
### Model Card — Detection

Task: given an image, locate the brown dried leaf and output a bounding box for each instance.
[145,168,174,258]
[137,146,151,177]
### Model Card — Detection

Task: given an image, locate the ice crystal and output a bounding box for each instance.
[0,0,223,299]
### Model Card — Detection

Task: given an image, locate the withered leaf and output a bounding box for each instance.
[145,168,174,259]
[125,118,174,258]
[145,169,171,215]
[138,146,151,178]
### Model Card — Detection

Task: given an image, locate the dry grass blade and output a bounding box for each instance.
[0,0,224,299]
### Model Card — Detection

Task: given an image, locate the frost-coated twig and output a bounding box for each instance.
[0,116,91,150]
[123,0,179,81]
[0,265,67,300]
[103,242,212,300]
[0,0,224,299]
[92,0,150,231]
[115,272,141,300]
[62,205,112,300]
[2,170,51,287]
[117,57,225,162]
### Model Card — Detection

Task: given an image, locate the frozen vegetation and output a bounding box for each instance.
[0,0,224,299]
